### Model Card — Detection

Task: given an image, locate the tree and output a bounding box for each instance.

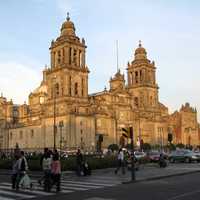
[152,144,160,150]
[142,143,151,151]
[166,143,176,151]
[108,144,119,152]
[176,143,185,149]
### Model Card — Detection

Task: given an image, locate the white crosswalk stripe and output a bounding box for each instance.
[0,176,121,199]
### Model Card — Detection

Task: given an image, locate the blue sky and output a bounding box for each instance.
[0,0,200,120]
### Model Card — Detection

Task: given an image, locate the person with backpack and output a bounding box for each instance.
[51,150,61,192]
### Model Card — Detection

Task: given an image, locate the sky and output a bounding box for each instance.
[0,0,200,120]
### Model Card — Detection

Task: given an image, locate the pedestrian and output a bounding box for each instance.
[76,148,83,176]
[115,148,125,174]
[11,154,20,189]
[51,150,61,192]
[159,153,167,168]
[42,150,52,192]
[38,148,49,185]
[16,151,29,190]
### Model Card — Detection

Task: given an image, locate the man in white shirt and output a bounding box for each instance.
[115,148,125,174]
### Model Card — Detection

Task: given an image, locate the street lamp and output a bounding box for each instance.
[53,75,57,149]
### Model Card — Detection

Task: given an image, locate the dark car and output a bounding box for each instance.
[169,150,198,163]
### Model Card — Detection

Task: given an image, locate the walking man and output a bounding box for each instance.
[115,148,125,174]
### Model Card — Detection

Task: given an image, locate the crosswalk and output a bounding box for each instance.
[0,175,122,200]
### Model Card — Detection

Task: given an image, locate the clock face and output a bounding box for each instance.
[39,96,45,104]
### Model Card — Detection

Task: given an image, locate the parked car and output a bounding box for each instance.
[134,151,147,160]
[193,151,200,162]
[169,150,198,163]
[147,151,160,162]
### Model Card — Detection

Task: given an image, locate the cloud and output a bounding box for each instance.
[0,62,41,104]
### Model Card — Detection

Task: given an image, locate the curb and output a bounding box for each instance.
[122,170,200,184]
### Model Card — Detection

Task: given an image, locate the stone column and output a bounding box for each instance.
[64,47,69,64]
[79,51,82,67]
[82,50,85,67]
[71,48,74,65]
[54,52,57,68]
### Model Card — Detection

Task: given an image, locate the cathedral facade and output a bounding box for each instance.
[0,15,199,151]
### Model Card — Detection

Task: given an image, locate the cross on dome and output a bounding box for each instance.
[139,40,142,47]
[67,12,70,21]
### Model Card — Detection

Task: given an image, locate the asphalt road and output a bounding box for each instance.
[1,164,200,200]
[31,172,200,200]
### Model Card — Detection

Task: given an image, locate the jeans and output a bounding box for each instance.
[52,174,61,191]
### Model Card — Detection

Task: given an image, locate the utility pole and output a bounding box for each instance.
[130,127,135,181]
[121,126,136,181]
[53,75,57,150]
[59,121,64,159]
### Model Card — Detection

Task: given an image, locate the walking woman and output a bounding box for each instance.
[51,150,61,192]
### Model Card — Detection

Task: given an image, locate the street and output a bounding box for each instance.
[34,172,200,200]
[0,163,200,200]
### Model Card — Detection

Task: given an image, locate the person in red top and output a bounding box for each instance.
[51,150,61,192]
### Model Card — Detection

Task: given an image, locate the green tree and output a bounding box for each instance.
[152,144,160,150]
[108,144,119,152]
[166,143,176,151]
[142,143,151,151]
[176,143,185,149]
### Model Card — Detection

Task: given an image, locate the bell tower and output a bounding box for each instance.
[127,41,159,109]
[47,13,89,100]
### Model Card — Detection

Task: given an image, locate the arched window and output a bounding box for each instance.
[69,76,72,96]
[81,78,84,96]
[55,83,59,96]
[150,96,153,105]
[57,51,61,64]
[134,97,139,107]
[140,70,143,82]
[135,71,138,83]
[73,49,77,65]
[75,82,78,95]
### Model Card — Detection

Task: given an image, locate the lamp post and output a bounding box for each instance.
[59,121,64,159]
[53,75,57,150]
[130,126,135,181]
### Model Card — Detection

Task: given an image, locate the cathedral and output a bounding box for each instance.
[0,14,199,151]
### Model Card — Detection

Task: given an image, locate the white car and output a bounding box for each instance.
[134,151,146,159]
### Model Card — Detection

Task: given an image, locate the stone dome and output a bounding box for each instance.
[33,84,47,94]
[61,13,76,36]
[134,41,147,60]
